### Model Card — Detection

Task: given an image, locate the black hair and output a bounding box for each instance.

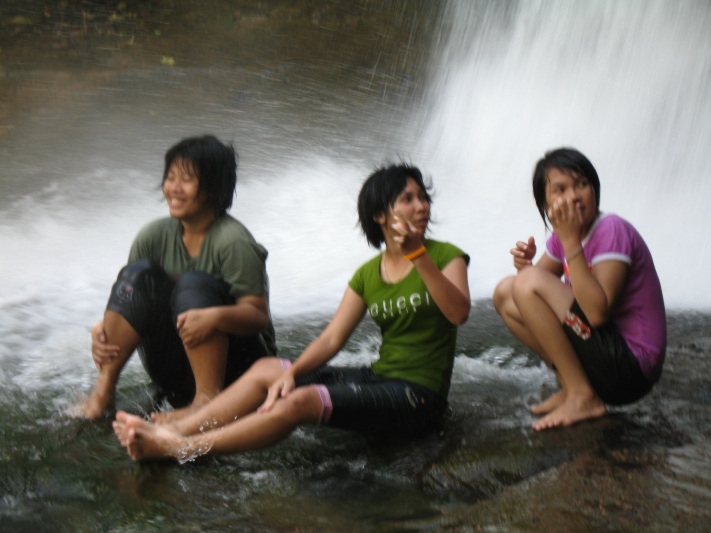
[357,163,433,248]
[532,147,600,227]
[163,135,238,217]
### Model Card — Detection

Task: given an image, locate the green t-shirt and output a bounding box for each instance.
[128,215,276,354]
[348,240,469,398]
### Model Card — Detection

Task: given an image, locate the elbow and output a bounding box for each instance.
[585,308,610,329]
[449,302,471,326]
[254,312,270,332]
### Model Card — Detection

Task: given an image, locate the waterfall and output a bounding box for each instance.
[417,0,711,308]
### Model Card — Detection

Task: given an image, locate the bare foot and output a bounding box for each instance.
[532,392,606,431]
[531,390,566,416]
[151,401,204,425]
[68,374,116,420]
[113,411,186,461]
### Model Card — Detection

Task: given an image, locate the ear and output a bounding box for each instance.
[373,211,387,225]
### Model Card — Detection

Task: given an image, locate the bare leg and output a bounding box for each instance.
[151,332,230,424]
[167,357,285,435]
[74,311,141,420]
[494,276,565,414]
[114,384,323,461]
[510,268,606,430]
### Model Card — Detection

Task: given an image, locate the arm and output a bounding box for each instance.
[548,197,628,326]
[568,257,628,327]
[410,254,470,325]
[259,287,367,411]
[392,211,470,325]
[176,294,270,349]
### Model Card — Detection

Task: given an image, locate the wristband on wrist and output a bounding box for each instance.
[403,245,427,261]
[566,245,584,263]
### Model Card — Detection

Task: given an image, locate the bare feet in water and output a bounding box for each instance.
[531,392,606,431]
[68,374,115,420]
[113,411,186,461]
[530,390,566,416]
[151,401,205,425]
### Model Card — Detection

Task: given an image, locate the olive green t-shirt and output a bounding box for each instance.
[128,215,276,353]
[348,240,469,398]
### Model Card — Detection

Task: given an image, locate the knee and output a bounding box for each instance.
[511,267,539,304]
[245,357,284,384]
[493,276,515,314]
[117,258,162,285]
[274,388,321,423]
[172,272,233,316]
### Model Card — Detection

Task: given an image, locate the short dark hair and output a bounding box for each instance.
[532,147,600,227]
[163,135,238,217]
[357,164,432,248]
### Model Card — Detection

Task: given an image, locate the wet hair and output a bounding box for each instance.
[357,163,433,248]
[532,147,600,227]
[163,135,238,217]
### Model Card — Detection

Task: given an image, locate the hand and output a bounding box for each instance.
[91,321,120,370]
[547,197,584,244]
[511,236,537,270]
[258,372,296,413]
[176,308,216,348]
[391,210,424,256]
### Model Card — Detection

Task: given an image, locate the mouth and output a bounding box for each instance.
[167,197,187,208]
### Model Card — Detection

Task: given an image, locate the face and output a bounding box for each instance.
[162,159,210,221]
[545,167,597,229]
[376,178,431,236]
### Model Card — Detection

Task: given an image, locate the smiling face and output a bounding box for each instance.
[545,167,598,231]
[376,178,431,237]
[162,158,211,222]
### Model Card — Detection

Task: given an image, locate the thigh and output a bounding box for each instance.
[106,259,175,336]
[513,266,575,322]
[322,377,448,436]
[563,301,652,405]
[295,366,375,388]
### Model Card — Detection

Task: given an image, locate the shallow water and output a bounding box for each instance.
[1,1,711,531]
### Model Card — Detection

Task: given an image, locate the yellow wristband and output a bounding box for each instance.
[403,245,427,261]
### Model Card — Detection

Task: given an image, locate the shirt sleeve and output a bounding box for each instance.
[128,222,158,263]
[219,240,269,299]
[348,263,366,297]
[588,216,633,265]
[431,241,470,269]
[545,233,564,263]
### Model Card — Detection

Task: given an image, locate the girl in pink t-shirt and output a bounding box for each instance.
[493,148,666,431]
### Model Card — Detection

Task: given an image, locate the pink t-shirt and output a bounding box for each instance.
[546,214,666,381]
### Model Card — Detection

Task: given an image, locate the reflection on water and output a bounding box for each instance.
[1,0,711,531]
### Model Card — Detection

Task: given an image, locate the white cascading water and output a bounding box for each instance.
[416,0,711,309]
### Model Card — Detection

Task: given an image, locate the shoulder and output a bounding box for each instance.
[211,214,258,241]
[425,240,470,268]
[587,213,639,265]
[209,215,268,261]
[133,217,178,241]
[348,252,382,293]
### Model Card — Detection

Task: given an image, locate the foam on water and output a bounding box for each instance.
[1,0,710,401]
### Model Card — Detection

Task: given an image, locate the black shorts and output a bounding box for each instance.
[291,364,448,436]
[106,259,269,399]
[562,300,652,405]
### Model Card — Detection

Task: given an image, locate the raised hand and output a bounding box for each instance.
[391,209,424,256]
[547,196,584,245]
[511,236,537,270]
